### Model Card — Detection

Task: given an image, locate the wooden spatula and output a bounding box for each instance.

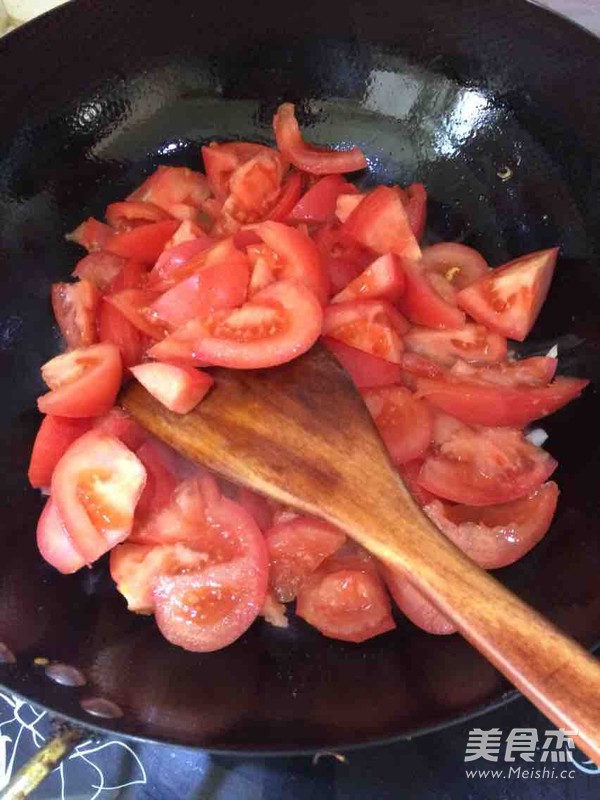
[121,344,600,762]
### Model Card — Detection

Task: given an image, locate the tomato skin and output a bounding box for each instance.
[105,220,180,263]
[148,232,214,290]
[322,300,409,363]
[131,363,214,414]
[265,515,346,602]
[397,259,466,329]
[424,481,559,569]
[52,280,101,350]
[404,324,507,367]
[456,248,558,341]
[149,279,323,370]
[273,103,367,175]
[421,242,489,290]
[106,200,172,230]
[98,299,148,371]
[28,415,92,489]
[253,221,330,305]
[67,217,112,252]
[343,186,422,261]
[153,494,269,652]
[296,545,396,643]
[265,170,303,222]
[419,425,557,506]
[72,252,125,291]
[52,430,147,564]
[38,343,123,418]
[331,254,405,305]
[363,386,434,465]
[37,499,87,575]
[288,174,348,224]
[416,374,589,427]
[382,568,457,635]
[323,337,403,388]
[104,289,164,339]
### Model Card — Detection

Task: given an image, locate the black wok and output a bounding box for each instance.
[0,0,599,754]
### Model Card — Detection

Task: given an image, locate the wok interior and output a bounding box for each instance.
[0,0,599,751]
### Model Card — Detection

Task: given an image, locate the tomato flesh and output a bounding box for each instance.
[404,324,507,367]
[131,362,214,414]
[331,254,405,305]
[343,186,421,261]
[29,415,92,489]
[363,386,434,464]
[37,499,87,575]
[323,337,403,389]
[51,280,101,350]
[383,568,457,635]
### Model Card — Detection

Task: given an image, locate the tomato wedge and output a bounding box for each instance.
[401,183,427,241]
[421,243,489,290]
[51,430,146,564]
[37,499,87,575]
[51,280,101,350]
[131,362,214,414]
[98,298,149,371]
[38,343,122,417]
[28,415,92,489]
[424,481,559,569]
[132,440,181,528]
[148,232,214,290]
[335,193,364,224]
[363,386,434,464]
[106,201,172,230]
[110,541,210,613]
[313,224,372,294]
[105,219,180,263]
[202,142,281,200]
[288,174,350,224]
[456,248,558,341]
[265,515,346,602]
[382,568,456,635]
[397,259,466,329]
[322,300,409,363]
[416,374,589,427]
[331,254,405,305]
[92,407,148,451]
[72,252,125,291]
[404,324,507,367]
[252,221,330,304]
[222,150,286,224]
[343,186,421,261]
[149,279,323,369]
[273,103,367,175]
[296,545,396,642]
[266,171,304,222]
[323,337,403,388]
[153,493,269,652]
[128,166,211,215]
[67,217,112,252]
[418,424,557,506]
[449,356,558,386]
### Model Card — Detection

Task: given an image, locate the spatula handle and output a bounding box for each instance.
[344,501,600,764]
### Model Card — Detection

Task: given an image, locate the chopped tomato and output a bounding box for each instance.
[164,219,208,249]
[92,408,148,451]
[150,279,323,369]
[150,245,249,329]
[265,515,346,602]
[397,259,466,329]
[252,221,330,304]
[401,183,427,241]
[105,219,180,263]
[51,280,101,350]
[106,258,147,293]
[449,356,558,386]
[104,289,165,339]
[273,103,367,175]
[266,171,303,222]
[382,568,456,635]
[313,224,372,294]
[331,254,404,304]
[51,430,146,563]
[37,499,87,575]
[418,424,557,506]
[343,186,421,261]
[98,298,148,371]
[29,415,92,489]
[288,174,349,224]
[323,337,403,388]
[456,248,558,341]
[404,324,507,367]
[222,150,286,224]
[416,373,588,427]
[202,142,281,200]
[128,166,211,215]
[397,459,437,507]
[421,242,489,290]
[153,493,269,652]
[296,545,396,642]
[106,201,172,230]
[149,233,215,291]
[362,386,434,464]
[131,362,214,414]
[131,440,181,531]
[397,352,443,390]
[67,217,112,252]
[149,236,241,296]
[237,487,274,533]
[424,481,559,569]
[38,343,122,417]
[72,251,125,291]
[110,541,209,613]
[322,300,409,363]
[335,193,364,224]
